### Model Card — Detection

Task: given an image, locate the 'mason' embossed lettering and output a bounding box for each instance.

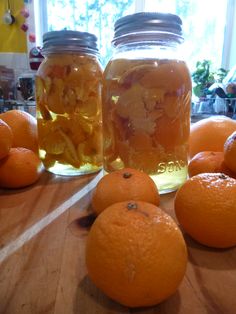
[157,160,186,174]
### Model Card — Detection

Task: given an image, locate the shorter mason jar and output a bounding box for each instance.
[102,13,192,193]
[36,30,103,176]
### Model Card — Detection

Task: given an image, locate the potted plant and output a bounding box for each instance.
[191,60,228,98]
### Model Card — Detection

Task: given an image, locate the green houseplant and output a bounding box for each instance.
[192,60,228,98]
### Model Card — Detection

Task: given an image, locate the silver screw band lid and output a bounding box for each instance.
[42,30,99,55]
[113,12,183,45]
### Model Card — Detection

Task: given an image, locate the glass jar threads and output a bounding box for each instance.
[102,12,192,193]
[36,30,103,176]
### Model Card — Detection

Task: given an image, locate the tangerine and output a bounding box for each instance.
[188,151,235,177]
[174,173,236,248]
[86,200,187,308]
[189,116,236,158]
[91,168,160,215]
[0,147,43,189]
[0,118,13,159]
[0,110,38,153]
[219,160,236,179]
[224,131,236,173]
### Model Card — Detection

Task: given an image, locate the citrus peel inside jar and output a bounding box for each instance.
[36,51,103,175]
[103,58,191,190]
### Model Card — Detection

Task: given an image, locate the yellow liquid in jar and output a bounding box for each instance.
[36,54,103,176]
[102,58,191,193]
[150,166,188,194]
[39,149,101,176]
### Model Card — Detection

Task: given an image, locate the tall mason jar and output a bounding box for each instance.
[36,30,103,176]
[102,12,192,193]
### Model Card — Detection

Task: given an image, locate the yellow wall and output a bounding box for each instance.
[0,0,27,53]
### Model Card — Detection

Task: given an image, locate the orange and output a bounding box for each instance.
[188,151,235,178]
[0,118,13,159]
[0,110,38,153]
[189,116,236,158]
[224,131,236,173]
[86,200,187,308]
[0,147,43,189]
[174,173,236,248]
[219,160,236,179]
[91,168,160,215]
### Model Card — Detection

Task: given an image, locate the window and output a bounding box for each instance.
[35,0,236,71]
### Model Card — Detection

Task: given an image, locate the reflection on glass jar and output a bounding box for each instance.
[36,31,103,176]
[102,13,192,193]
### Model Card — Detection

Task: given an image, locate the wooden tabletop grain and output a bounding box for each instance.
[0,170,236,314]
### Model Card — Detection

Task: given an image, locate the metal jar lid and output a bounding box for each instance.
[42,30,99,55]
[112,12,183,45]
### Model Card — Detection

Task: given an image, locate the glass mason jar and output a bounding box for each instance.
[36,30,103,176]
[102,12,192,193]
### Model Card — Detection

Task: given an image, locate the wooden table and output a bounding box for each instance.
[0,170,236,314]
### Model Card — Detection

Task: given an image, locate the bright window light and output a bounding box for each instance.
[36,0,233,71]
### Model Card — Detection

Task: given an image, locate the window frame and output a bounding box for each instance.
[222,0,236,70]
[34,0,48,47]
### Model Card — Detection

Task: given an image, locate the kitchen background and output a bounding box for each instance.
[0,0,236,118]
